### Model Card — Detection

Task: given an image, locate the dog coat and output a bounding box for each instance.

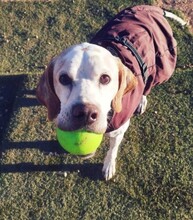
[91,5,177,132]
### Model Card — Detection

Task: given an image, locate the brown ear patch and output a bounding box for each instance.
[112,60,137,113]
[36,59,60,121]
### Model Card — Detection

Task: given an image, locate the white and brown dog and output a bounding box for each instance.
[37,5,186,180]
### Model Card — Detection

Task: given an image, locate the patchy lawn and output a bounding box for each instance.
[0,0,193,219]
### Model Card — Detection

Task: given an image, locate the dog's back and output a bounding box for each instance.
[91,5,177,131]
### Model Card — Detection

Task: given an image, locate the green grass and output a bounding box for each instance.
[0,0,193,219]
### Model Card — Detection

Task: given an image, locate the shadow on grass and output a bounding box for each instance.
[0,74,39,142]
[1,161,104,181]
[1,140,104,180]
[0,74,104,181]
[1,142,103,181]
[0,75,25,142]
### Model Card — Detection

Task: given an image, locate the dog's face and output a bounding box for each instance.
[37,43,137,133]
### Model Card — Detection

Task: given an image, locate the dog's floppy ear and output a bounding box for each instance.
[112,60,137,113]
[36,59,60,121]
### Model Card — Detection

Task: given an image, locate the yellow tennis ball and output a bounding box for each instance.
[56,128,103,155]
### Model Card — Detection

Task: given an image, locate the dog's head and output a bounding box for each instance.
[36,43,137,133]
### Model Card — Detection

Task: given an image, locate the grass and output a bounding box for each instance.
[0,0,193,219]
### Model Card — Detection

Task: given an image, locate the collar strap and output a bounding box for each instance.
[94,36,148,84]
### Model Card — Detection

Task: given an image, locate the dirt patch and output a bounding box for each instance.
[157,0,193,31]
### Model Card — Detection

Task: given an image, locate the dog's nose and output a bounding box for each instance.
[72,104,98,125]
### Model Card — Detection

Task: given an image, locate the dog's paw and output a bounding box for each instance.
[135,95,147,115]
[102,157,116,181]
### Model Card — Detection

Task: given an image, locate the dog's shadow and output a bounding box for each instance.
[1,140,104,181]
[0,74,104,181]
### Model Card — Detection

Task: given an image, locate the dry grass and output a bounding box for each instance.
[0,0,193,219]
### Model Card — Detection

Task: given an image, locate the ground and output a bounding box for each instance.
[0,0,193,219]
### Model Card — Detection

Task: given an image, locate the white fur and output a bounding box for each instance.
[53,43,119,134]
[164,10,187,26]
[53,43,131,180]
[53,43,132,180]
[135,95,148,115]
[103,120,130,180]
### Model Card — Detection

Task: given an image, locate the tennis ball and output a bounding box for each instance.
[56,128,103,155]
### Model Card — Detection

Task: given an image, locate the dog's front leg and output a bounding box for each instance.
[102,120,130,180]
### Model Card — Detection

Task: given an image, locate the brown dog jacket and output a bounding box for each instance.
[91,5,177,132]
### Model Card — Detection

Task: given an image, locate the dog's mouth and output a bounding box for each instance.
[57,117,107,134]
[57,104,114,134]
[57,123,105,134]
[107,108,114,123]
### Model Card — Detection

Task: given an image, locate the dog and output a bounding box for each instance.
[36,5,186,180]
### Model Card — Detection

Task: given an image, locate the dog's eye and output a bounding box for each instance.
[59,74,72,86]
[100,74,111,85]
